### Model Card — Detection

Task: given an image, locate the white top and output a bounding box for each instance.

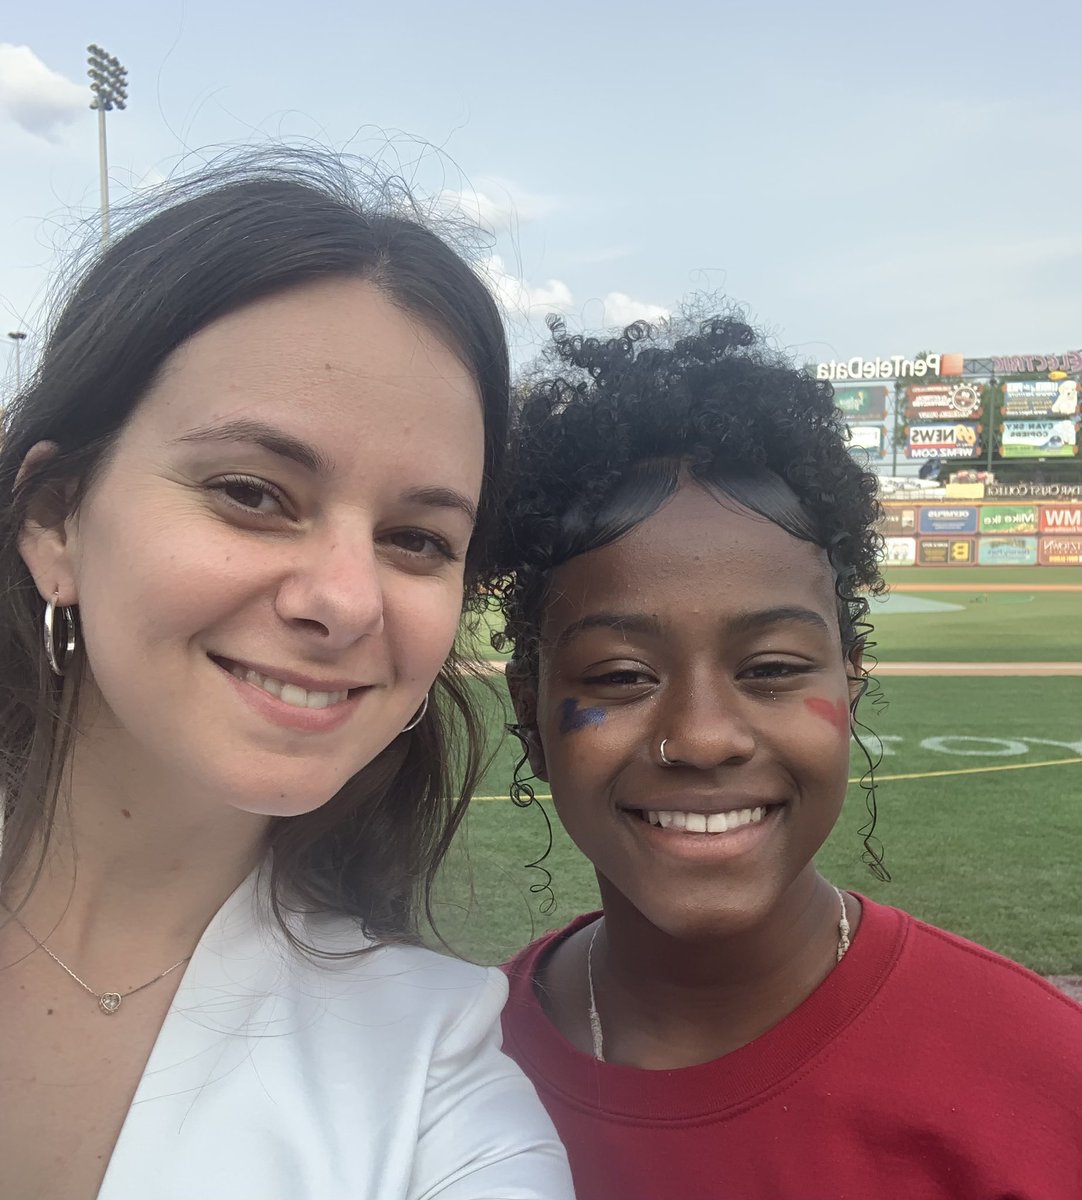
[97,870,574,1199]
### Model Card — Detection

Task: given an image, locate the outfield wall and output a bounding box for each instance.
[880,500,1082,566]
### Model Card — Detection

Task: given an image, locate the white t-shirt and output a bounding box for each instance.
[97,869,573,1199]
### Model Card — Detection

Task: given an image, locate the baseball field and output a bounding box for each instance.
[436,567,1081,977]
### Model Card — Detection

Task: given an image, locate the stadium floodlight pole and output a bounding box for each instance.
[87,44,129,243]
[7,330,27,390]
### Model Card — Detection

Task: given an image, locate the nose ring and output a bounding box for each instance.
[659,738,676,766]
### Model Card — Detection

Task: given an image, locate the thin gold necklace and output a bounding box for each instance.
[5,908,192,1015]
[586,886,852,1062]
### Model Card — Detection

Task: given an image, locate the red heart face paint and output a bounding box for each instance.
[804,696,850,737]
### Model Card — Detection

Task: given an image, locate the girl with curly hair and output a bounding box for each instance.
[492,312,1082,1199]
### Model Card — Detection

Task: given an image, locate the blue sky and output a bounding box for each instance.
[2,0,1080,383]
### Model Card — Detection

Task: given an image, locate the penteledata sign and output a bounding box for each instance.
[817,353,962,382]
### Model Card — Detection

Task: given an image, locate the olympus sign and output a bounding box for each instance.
[816,354,942,382]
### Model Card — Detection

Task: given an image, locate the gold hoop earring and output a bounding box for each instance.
[400,693,429,733]
[44,592,76,677]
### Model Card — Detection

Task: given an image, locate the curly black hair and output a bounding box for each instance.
[489,309,890,880]
[492,312,884,665]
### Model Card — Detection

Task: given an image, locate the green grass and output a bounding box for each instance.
[882,566,1082,586]
[434,676,1082,975]
[471,567,1082,665]
[871,591,1082,661]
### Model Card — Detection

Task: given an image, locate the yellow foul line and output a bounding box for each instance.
[469,756,1082,801]
[858,757,1082,784]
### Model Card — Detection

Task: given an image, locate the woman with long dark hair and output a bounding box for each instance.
[0,152,572,1199]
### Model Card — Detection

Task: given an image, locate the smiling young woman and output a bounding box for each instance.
[0,151,571,1200]
[489,312,1082,1199]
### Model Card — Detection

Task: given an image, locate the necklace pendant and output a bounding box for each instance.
[98,991,123,1015]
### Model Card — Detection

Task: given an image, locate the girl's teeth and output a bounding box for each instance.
[230,665,345,709]
[648,806,768,834]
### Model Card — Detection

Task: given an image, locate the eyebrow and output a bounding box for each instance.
[552,612,664,651]
[175,419,476,524]
[174,418,333,476]
[552,605,832,651]
[725,606,834,637]
[400,485,477,526]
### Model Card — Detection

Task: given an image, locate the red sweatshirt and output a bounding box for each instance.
[502,899,1082,1199]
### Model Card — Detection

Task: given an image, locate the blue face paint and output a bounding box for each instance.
[558,697,606,734]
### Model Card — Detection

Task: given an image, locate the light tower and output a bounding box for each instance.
[7,330,27,390]
[87,44,129,243]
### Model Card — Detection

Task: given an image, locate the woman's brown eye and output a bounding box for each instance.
[225,481,267,509]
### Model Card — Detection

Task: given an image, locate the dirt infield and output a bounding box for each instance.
[1048,977,1082,1004]
[889,583,1082,593]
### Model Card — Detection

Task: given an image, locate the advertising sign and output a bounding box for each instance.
[816,353,962,382]
[882,536,916,566]
[844,424,886,458]
[905,383,982,421]
[906,423,980,459]
[1002,380,1079,418]
[985,482,1082,500]
[918,506,978,535]
[992,350,1082,375]
[1000,419,1078,458]
[918,537,975,565]
[1039,536,1082,565]
[977,536,1038,566]
[879,505,917,534]
[1039,505,1082,534]
[979,504,1037,534]
[834,386,889,419]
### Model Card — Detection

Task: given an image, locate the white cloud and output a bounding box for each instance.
[441,178,557,236]
[482,253,574,319]
[481,255,670,348]
[594,291,671,328]
[0,44,86,141]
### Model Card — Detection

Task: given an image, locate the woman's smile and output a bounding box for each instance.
[213,655,373,734]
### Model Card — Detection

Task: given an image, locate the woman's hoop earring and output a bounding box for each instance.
[400,693,429,733]
[659,738,676,766]
[44,592,76,677]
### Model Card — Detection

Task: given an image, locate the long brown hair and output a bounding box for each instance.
[0,149,508,949]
